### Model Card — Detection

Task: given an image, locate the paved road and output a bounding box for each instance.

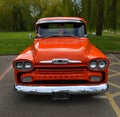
[0,54,120,117]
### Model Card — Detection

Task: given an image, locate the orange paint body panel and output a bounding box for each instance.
[12,17,109,95]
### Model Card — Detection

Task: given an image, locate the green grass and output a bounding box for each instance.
[0,32,34,54]
[90,33,120,52]
[0,32,120,55]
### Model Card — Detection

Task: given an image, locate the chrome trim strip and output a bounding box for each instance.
[52,58,69,64]
[36,20,82,25]
[15,83,108,94]
[68,60,82,64]
[40,59,82,64]
[40,60,53,64]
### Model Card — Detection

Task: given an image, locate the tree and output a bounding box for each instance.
[104,0,118,32]
[0,0,120,32]
[96,0,104,35]
[0,0,36,31]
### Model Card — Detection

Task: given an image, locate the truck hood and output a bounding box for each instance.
[33,37,89,64]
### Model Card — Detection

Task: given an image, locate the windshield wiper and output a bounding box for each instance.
[43,34,63,38]
[63,34,79,38]
[43,34,82,38]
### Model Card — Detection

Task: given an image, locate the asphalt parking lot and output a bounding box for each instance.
[0,54,120,117]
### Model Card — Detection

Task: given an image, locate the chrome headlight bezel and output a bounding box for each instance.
[89,61,97,69]
[24,62,32,69]
[15,62,24,70]
[89,59,108,70]
[14,61,33,71]
[98,60,107,69]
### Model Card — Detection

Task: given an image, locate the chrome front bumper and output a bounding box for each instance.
[14,83,108,94]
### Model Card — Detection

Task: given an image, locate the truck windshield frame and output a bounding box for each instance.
[37,22,86,38]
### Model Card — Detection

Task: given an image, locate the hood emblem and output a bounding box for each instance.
[40,58,82,64]
[52,59,69,64]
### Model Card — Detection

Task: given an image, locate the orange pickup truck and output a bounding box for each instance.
[12,17,109,99]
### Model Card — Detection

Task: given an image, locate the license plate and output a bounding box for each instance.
[52,92,69,100]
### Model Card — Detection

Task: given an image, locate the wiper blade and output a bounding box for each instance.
[43,34,81,38]
[63,34,79,38]
[43,35,62,38]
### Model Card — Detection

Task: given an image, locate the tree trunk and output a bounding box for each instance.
[96,0,104,36]
[111,0,117,33]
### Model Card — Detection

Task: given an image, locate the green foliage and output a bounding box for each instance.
[0,0,34,31]
[0,0,120,33]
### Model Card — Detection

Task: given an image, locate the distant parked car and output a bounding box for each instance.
[12,17,109,99]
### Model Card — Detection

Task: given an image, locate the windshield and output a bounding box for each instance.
[37,22,86,38]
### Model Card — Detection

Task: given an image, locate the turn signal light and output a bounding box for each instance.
[90,76,101,82]
[21,76,33,83]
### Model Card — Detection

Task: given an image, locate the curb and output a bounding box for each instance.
[104,51,120,54]
[0,54,18,56]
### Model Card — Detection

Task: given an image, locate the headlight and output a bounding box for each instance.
[98,61,107,69]
[14,61,33,71]
[89,61,97,69]
[15,62,24,69]
[89,59,108,70]
[24,62,32,69]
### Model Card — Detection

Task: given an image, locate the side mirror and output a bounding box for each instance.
[91,32,96,37]
[28,33,32,39]
[89,32,96,40]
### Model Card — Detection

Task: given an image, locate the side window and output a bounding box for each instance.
[37,26,41,34]
[37,24,48,37]
[74,23,85,37]
[78,24,85,37]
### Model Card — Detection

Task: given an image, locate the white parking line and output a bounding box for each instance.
[109,69,120,74]
[0,65,12,80]
[108,82,120,89]
[92,95,107,99]
[107,54,120,117]
[111,54,120,62]
[109,73,120,78]
[106,91,120,117]
[111,92,120,98]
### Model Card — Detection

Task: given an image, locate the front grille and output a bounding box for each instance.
[18,67,105,85]
[35,67,87,80]
[36,67,85,74]
[30,80,89,85]
[37,74,84,79]
[20,67,90,85]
